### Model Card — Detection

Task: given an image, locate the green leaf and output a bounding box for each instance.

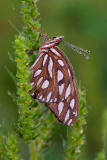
[5,66,17,85]
[43,124,67,160]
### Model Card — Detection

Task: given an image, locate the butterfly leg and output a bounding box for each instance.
[29,22,51,41]
[28,50,40,54]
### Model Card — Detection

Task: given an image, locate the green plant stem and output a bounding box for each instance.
[30,141,36,160]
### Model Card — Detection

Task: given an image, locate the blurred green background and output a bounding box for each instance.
[0,0,107,159]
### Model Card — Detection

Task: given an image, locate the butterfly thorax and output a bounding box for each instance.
[39,36,64,53]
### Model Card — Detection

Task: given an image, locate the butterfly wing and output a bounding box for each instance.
[30,46,79,126]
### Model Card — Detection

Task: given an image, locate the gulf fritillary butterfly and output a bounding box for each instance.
[29,30,90,126]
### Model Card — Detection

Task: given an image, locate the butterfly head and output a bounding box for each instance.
[53,36,64,43]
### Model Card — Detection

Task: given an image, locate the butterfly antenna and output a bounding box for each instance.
[63,41,90,60]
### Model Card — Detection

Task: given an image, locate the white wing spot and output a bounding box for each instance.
[48,57,53,78]
[34,69,42,77]
[65,84,71,99]
[37,77,43,86]
[50,48,60,56]
[75,111,77,117]
[31,93,34,96]
[43,54,48,66]
[42,80,49,89]
[59,84,64,95]
[41,49,48,52]
[73,111,77,117]
[67,119,72,126]
[30,53,44,69]
[58,60,64,66]
[38,95,43,100]
[42,98,45,101]
[68,69,71,76]
[54,98,57,102]
[50,99,53,102]
[70,99,75,109]
[57,70,63,82]
[30,82,34,86]
[58,102,64,116]
[46,91,52,102]
[64,109,70,123]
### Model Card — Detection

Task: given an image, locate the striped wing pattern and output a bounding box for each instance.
[30,44,79,126]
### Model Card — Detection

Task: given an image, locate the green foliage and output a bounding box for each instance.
[95,150,105,160]
[14,0,41,142]
[2,0,94,160]
[5,65,17,85]
[93,107,107,160]
[1,0,107,159]
[0,130,22,160]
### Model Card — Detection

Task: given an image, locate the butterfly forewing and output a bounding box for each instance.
[30,43,79,126]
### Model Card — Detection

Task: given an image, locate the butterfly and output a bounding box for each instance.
[29,35,89,126]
